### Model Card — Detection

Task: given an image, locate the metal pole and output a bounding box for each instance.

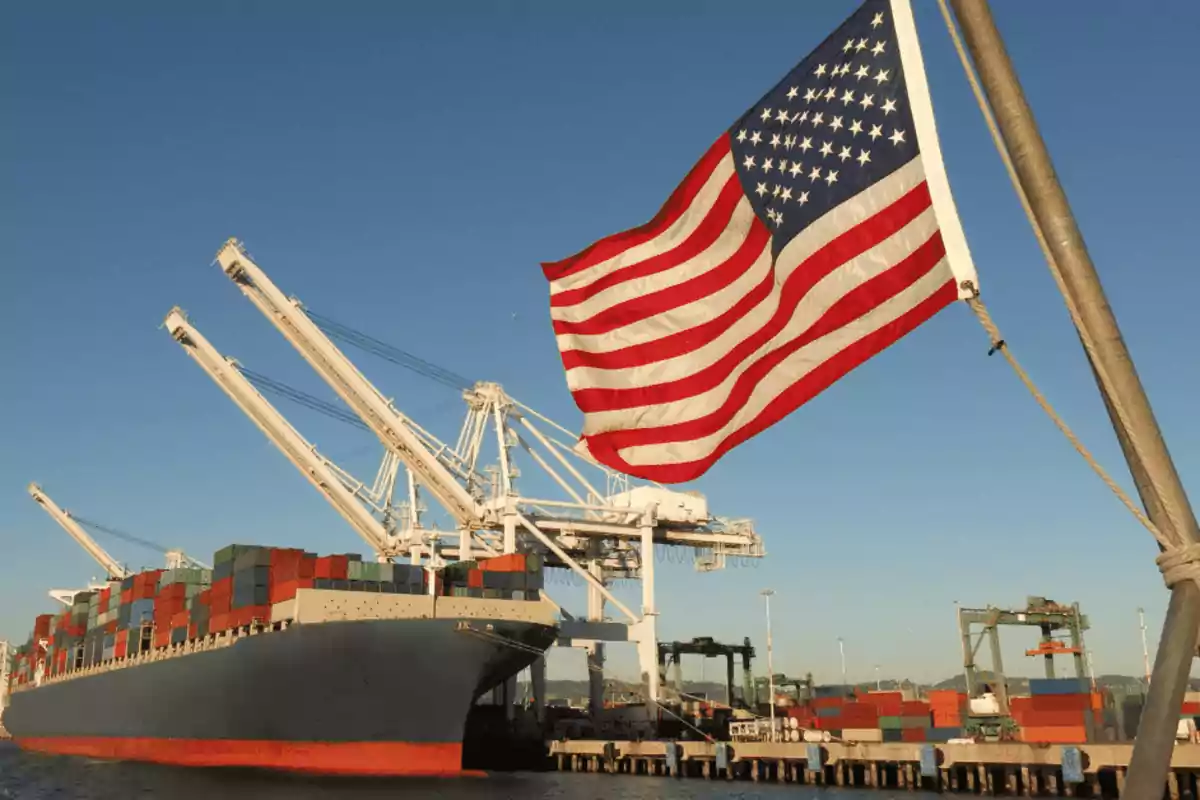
[762,588,776,741]
[947,2,1200,796]
[875,664,882,691]
[838,637,847,689]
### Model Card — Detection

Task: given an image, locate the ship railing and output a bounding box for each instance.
[13,618,293,692]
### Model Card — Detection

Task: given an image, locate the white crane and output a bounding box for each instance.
[163,307,427,564]
[28,484,129,580]
[215,239,482,529]
[27,484,210,592]
[178,238,766,712]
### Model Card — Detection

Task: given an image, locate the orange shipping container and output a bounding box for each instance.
[1019,725,1087,744]
[479,553,527,573]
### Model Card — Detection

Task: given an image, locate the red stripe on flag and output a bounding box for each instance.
[561,260,776,371]
[541,135,732,282]
[587,276,958,483]
[588,230,948,452]
[550,172,745,310]
[571,181,933,413]
[552,219,772,336]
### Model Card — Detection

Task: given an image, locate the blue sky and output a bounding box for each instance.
[2,0,1196,686]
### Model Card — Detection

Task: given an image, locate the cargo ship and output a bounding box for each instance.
[2,544,556,776]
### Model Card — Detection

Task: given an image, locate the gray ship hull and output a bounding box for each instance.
[4,616,555,775]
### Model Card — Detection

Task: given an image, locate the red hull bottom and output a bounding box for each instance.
[17,737,484,777]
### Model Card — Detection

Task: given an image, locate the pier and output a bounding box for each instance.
[549,739,1198,797]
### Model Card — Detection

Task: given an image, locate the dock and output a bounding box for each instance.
[549,739,1200,798]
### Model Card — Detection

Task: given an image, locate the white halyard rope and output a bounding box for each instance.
[933,0,1190,587]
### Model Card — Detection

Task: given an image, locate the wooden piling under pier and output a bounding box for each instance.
[548,740,1200,797]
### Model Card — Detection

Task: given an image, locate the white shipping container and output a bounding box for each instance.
[842,728,884,743]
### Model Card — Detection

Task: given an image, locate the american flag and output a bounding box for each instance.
[542,0,977,483]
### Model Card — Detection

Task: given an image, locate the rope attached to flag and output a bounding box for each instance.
[935,0,1174,554]
[963,288,1163,548]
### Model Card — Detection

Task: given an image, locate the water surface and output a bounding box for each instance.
[0,742,938,799]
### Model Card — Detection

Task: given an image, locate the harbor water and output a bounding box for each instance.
[0,741,941,800]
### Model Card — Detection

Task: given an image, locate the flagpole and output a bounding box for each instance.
[945,2,1200,796]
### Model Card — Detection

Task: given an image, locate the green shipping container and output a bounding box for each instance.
[879,716,903,730]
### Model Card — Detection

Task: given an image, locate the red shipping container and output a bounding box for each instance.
[1016,709,1086,727]
[170,611,189,629]
[114,641,127,659]
[269,578,314,604]
[33,614,53,639]
[211,613,230,631]
[813,716,843,730]
[901,701,931,716]
[1029,693,1091,711]
[120,589,134,605]
[811,696,845,711]
[901,727,927,742]
[840,702,880,726]
[211,594,232,614]
[269,548,306,566]
[467,570,484,589]
[861,692,904,716]
[188,623,199,639]
[104,620,118,634]
[314,557,333,579]
[328,555,348,580]
[928,690,967,709]
[1009,697,1034,712]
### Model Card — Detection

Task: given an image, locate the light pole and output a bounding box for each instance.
[1138,607,1151,686]
[761,589,776,741]
[875,664,882,691]
[838,636,847,689]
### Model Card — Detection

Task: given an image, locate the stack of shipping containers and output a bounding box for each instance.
[1010,678,1098,743]
[7,545,545,699]
[927,689,968,741]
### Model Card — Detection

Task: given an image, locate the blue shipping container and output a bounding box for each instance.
[927,727,963,742]
[1029,678,1085,696]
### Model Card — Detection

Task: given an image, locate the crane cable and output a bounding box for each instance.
[238,367,369,431]
[307,310,473,392]
[69,514,207,570]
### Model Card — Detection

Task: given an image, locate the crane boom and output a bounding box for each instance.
[214,239,482,528]
[28,484,129,579]
[163,307,399,559]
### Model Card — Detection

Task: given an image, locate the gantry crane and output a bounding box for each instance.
[27,484,210,603]
[28,484,128,580]
[164,308,428,565]
[957,596,1092,741]
[164,237,767,713]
